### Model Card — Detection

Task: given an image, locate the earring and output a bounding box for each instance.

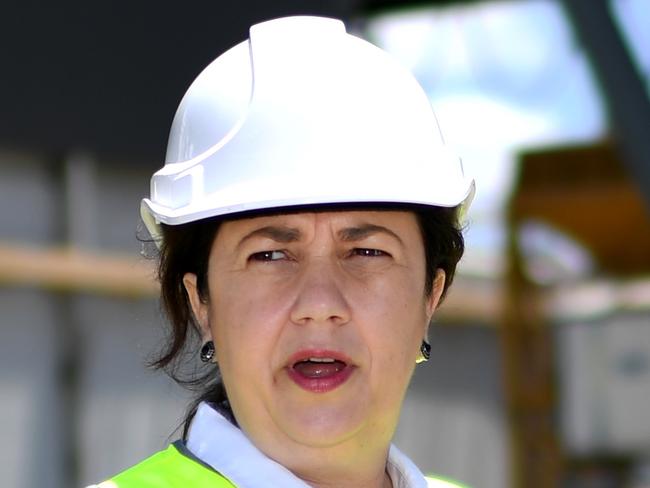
[200,341,215,363]
[416,340,431,364]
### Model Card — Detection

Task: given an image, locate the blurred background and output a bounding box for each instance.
[1,0,649,487]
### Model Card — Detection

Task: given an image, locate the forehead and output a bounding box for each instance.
[217,209,421,242]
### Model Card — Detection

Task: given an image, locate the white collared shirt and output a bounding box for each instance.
[186,401,430,488]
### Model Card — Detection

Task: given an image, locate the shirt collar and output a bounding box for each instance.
[186,401,428,488]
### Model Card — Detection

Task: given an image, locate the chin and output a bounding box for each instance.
[276,401,370,448]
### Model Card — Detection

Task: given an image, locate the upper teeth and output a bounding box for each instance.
[308,357,335,363]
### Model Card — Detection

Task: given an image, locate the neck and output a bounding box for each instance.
[286,444,393,488]
[298,463,393,488]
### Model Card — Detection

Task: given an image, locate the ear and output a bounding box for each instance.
[183,272,211,341]
[425,269,446,324]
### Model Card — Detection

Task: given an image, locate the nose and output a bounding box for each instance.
[289,258,351,326]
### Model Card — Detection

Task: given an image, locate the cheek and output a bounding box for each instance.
[355,273,429,360]
[208,275,292,371]
[353,281,426,418]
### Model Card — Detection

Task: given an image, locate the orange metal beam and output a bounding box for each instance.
[0,243,158,298]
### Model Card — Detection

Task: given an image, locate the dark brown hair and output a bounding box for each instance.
[149,205,465,437]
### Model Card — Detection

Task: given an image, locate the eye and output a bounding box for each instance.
[351,248,390,258]
[249,250,288,262]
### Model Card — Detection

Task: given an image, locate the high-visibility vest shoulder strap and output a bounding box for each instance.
[425,474,469,488]
[95,443,235,488]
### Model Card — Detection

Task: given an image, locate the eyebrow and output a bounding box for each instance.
[237,223,403,248]
[237,226,301,248]
[338,224,403,245]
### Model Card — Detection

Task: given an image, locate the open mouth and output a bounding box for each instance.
[292,357,348,378]
[287,352,354,393]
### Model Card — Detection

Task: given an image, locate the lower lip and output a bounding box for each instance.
[287,364,355,393]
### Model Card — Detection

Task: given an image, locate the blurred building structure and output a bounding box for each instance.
[1,1,649,488]
[505,143,650,487]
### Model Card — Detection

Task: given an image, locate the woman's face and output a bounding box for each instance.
[184,210,445,469]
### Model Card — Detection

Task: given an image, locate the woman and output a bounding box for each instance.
[94,15,474,488]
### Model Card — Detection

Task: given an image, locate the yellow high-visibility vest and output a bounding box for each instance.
[96,444,235,488]
[96,443,467,488]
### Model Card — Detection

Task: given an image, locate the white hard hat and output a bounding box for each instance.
[141,15,474,242]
